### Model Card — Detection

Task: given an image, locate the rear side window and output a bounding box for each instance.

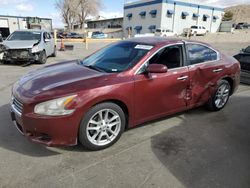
[187,44,218,65]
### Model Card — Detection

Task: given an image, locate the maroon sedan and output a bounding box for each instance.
[10,37,240,150]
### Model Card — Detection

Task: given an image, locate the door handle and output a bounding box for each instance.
[177,76,188,81]
[213,68,223,73]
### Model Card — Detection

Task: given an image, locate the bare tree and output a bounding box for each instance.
[55,0,77,30]
[55,0,102,30]
[74,0,102,29]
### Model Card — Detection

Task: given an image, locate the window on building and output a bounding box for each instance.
[182,12,189,19]
[148,25,156,33]
[213,15,219,22]
[127,13,132,20]
[192,13,199,20]
[187,44,218,65]
[134,26,142,34]
[149,10,157,18]
[139,11,146,19]
[167,10,174,18]
[203,14,210,22]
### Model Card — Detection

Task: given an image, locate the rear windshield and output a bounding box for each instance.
[80,41,153,73]
[191,26,198,29]
[156,29,161,32]
[7,31,41,41]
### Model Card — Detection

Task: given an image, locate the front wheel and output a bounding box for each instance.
[206,80,231,111]
[38,50,47,64]
[79,102,126,150]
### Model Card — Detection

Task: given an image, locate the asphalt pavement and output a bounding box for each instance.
[0,42,250,188]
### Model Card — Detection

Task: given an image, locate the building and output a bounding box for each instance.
[123,0,224,37]
[87,17,123,29]
[0,15,52,38]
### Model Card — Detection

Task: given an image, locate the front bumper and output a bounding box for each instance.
[2,49,39,62]
[10,104,80,147]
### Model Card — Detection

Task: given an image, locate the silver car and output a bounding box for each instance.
[0,30,56,64]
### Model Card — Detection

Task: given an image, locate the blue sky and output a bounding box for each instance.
[0,0,249,28]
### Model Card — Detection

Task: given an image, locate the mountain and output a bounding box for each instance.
[225,5,250,23]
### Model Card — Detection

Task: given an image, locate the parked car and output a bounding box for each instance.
[235,22,249,29]
[183,26,208,36]
[10,37,240,150]
[234,45,250,84]
[66,32,84,39]
[134,33,155,38]
[155,28,177,37]
[57,31,67,39]
[0,30,56,64]
[91,31,108,39]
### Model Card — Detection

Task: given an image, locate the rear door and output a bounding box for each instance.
[185,43,225,108]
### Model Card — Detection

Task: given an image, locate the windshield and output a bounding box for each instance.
[191,26,198,29]
[7,31,41,41]
[80,42,153,73]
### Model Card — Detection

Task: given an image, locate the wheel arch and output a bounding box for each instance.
[222,76,234,95]
[93,99,130,130]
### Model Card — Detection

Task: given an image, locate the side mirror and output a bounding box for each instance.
[146,64,168,73]
[45,39,50,42]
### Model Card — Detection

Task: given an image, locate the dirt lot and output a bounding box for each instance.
[0,35,250,188]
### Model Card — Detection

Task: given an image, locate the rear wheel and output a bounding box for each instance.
[79,102,126,150]
[206,80,231,111]
[38,50,47,64]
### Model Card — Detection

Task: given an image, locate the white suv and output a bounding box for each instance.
[184,26,208,36]
[155,28,177,37]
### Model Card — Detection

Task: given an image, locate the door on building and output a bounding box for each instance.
[0,19,10,39]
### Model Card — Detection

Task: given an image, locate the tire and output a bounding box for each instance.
[38,50,47,64]
[206,80,231,111]
[51,46,57,57]
[79,102,126,150]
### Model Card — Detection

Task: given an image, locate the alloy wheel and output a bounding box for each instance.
[86,109,121,146]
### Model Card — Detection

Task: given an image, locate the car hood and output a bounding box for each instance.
[15,60,105,99]
[2,40,39,49]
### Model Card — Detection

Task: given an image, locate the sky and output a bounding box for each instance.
[0,0,250,28]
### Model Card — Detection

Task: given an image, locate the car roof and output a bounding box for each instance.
[123,37,214,49]
[14,29,47,33]
[124,37,183,46]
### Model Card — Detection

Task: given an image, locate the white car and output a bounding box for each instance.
[0,30,56,64]
[155,28,177,37]
[183,26,208,36]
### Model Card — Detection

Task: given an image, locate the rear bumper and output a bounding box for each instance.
[10,106,80,147]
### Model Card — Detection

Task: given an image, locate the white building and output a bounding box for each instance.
[123,0,224,37]
[0,15,52,38]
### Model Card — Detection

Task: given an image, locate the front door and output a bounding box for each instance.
[134,44,189,125]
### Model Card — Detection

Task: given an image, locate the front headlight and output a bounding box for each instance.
[34,95,77,116]
[31,45,39,53]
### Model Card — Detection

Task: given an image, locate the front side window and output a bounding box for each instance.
[148,45,182,69]
[80,42,152,73]
[138,45,182,74]
[187,44,218,65]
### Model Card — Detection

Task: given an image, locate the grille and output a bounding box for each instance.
[12,97,23,116]
[7,49,30,59]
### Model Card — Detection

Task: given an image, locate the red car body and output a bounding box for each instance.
[10,37,240,147]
